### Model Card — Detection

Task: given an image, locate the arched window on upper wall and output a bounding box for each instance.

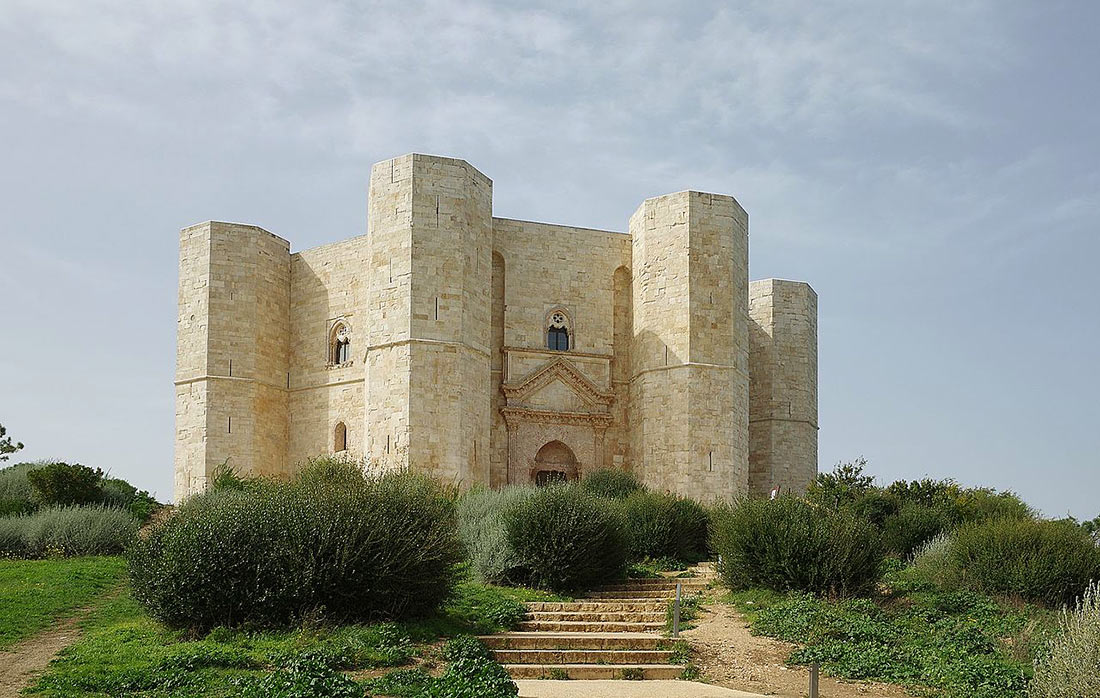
[334,422,347,452]
[546,310,570,351]
[330,320,351,365]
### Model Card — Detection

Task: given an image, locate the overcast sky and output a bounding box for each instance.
[1,1,1096,516]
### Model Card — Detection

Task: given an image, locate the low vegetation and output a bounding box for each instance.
[0,460,160,522]
[729,586,1043,698]
[0,505,138,558]
[129,459,463,630]
[1030,581,1100,698]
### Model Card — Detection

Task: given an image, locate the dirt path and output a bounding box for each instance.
[683,600,916,698]
[0,614,83,697]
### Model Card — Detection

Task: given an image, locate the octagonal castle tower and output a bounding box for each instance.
[174,153,817,501]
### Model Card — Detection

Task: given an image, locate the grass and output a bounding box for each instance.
[0,556,126,649]
[25,562,550,697]
[725,586,1055,698]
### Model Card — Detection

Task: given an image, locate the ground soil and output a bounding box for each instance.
[0,615,82,697]
[683,600,917,698]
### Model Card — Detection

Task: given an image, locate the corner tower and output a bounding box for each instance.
[629,192,750,500]
[364,154,493,485]
[174,222,291,500]
[748,279,818,495]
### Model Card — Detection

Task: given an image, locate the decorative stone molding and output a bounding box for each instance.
[501,406,613,429]
[502,357,613,408]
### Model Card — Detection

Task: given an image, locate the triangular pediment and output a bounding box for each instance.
[503,357,613,410]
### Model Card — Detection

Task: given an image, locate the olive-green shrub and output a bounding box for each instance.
[1030,581,1100,698]
[619,491,709,563]
[947,517,1100,607]
[456,487,535,584]
[503,484,627,593]
[711,496,884,597]
[128,462,462,630]
[581,468,645,499]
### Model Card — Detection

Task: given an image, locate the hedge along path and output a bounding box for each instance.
[0,584,123,696]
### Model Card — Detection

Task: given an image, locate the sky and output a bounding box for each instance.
[0,1,1097,517]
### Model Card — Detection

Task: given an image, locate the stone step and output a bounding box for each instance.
[584,590,676,599]
[526,610,666,623]
[517,620,664,633]
[599,582,709,593]
[606,578,710,588]
[491,648,676,664]
[525,601,667,613]
[479,632,665,651]
[504,663,684,680]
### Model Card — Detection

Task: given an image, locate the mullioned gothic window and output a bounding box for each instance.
[330,321,351,365]
[546,310,570,351]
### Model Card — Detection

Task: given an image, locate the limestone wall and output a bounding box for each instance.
[288,235,370,467]
[490,218,631,482]
[629,192,749,501]
[173,222,290,500]
[748,279,818,495]
[366,154,493,485]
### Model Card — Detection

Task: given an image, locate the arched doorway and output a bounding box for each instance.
[533,440,578,486]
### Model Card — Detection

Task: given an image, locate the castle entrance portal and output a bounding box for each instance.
[533,441,577,485]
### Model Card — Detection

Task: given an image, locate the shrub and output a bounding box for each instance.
[0,505,138,558]
[1030,581,1100,698]
[948,518,1100,607]
[457,487,535,584]
[26,462,105,507]
[503,484,627,593]
[619,491,709,563]
[0,461,46,516]
[902,532,954,589]
[128,464,462,630]
[581,468,645,499]
[711,496,884,597]
[100,478,161,523]
[806,457,876,509]
[881,503,953,558]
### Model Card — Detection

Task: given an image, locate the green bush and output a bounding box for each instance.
[234,656,363,698]
[100,478,161,523]
[26,462,105,507]
[901,532,954,589]
[619,491,709,563]
[1030,581,1100,697]
[881,503,953,558]
[0,505,138,558]
[711,496,884,597]
[580,468,645,499]
[947,518,1100,607]
[128,462,462,630]
[0,461,46,516]
[457,487,535,584]
[503,484,627,593]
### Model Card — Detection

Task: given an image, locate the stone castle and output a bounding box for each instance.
[174,153,818,502]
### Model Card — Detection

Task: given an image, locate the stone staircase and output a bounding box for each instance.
[481,564,715,680]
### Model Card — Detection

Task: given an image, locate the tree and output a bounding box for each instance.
[26,462,105,506]
[806,456,876,509]
[0,423,23,462]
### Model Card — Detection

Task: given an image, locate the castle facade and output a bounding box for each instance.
[174,154,818,502]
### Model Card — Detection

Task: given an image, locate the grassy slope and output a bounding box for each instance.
[0,556,126,649]
[725,583,1055,698]
[27,569,563,697]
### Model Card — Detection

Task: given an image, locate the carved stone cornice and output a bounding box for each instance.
[503,357,613,407]
[501,407,613,429]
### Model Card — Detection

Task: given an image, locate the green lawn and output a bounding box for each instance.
[0,556,127,649]
[24,567,560,697]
